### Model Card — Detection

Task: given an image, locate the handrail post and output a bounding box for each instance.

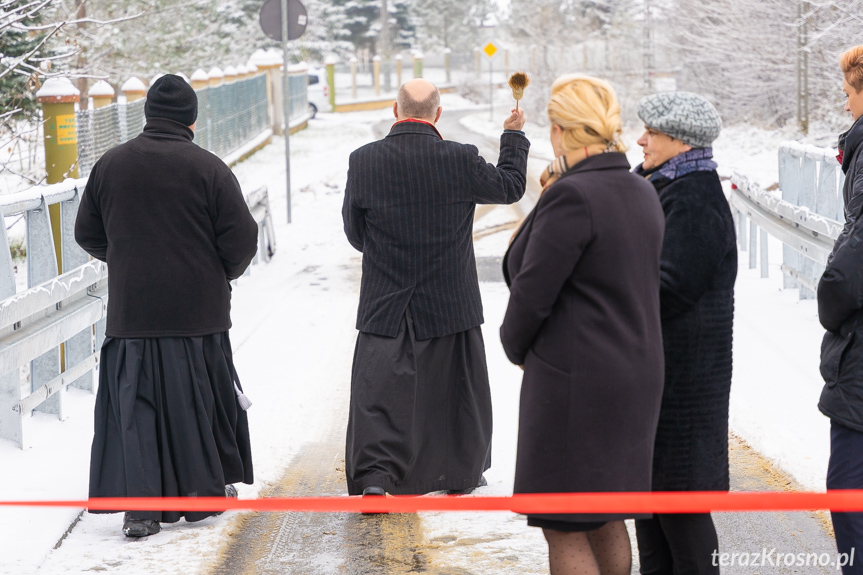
[26,198,62,418]
[62,188,96,393]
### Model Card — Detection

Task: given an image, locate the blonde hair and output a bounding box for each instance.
[547,74,626,153]
[841,46,863,93]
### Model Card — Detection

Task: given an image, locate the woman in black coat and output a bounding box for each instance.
[633,92,735,575]
[818,45,863,574]
[500,74,666,575]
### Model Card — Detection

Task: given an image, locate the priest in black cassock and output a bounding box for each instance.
[76,74,258,537]
[342,79,529,497]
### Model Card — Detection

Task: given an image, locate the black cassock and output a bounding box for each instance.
[345,309,492,495]
[88,333,253,522]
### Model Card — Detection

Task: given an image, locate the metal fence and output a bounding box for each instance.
[76,74,276,177]
[730,143,844,299]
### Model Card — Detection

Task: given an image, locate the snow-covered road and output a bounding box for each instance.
[0,92,840,574]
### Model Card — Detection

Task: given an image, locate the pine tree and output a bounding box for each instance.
[1,1,55,123]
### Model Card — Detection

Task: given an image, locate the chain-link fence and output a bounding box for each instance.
[76,74,273,178]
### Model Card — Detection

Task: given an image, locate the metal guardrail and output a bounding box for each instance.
[730,142,844,300]
[0,179,276,449]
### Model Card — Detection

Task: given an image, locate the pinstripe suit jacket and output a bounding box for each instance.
[343,120,530,339]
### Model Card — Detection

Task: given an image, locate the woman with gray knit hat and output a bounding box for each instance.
[633,92,737,575]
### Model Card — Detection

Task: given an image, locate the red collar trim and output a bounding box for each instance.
[393,119,442,140]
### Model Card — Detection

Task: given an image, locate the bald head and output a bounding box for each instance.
[395,79,441,122]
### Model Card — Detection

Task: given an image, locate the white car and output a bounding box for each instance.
[307,68,331,118]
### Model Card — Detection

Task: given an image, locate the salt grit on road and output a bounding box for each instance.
[0,94,837,574]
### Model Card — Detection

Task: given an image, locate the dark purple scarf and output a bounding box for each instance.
[635,147,718,182]
[657,147,717,180]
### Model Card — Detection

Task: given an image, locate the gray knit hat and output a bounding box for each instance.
[636,92,722,148]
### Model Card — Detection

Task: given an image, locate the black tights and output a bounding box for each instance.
[635,514,719,575]
[544,521,632,575]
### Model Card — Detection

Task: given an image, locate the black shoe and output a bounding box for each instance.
[123,513,161,537]
[214,484,239,517]
[361,486,387,515]
[447,475,488,495]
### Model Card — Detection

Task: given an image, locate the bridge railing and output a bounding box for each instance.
[730,143,844,299]
[0,181,275,448]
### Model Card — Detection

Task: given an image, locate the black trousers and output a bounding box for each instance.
[828,421,863,575]
[635,514,719,575]
[89,334,253,523]
[345,309,492,495]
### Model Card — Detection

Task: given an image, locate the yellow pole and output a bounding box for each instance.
[37,78,80,373]
[444,48,451,84]
[36,78,80,275]
[190,70,209,91]
[121,77,147,102]
[208,67,225,88]
[325,56,337,111]
[88,80,115,109]
[395,55,403,87]
[224,66,238,84]
[412,52,423,79]
[373,56,381,96]
[350,57,358,100]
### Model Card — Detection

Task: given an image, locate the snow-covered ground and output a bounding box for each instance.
[0,91,841,573]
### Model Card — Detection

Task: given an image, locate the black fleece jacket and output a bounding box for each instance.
[75,118,258,338]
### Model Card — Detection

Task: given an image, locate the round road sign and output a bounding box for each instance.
[259,0,308,42]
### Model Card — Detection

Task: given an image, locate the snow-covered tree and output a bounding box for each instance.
[502,0,642,124]
[410,0,491,52]
[661,0,863,128]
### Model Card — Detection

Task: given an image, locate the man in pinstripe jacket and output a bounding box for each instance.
[342,79,529,497]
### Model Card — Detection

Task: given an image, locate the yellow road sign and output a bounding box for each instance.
[483,42,497,58]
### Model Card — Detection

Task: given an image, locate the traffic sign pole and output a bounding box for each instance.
[489,58,493,122]
[260,0,308,224]
[281,0,292,223]
[483,42,497,122]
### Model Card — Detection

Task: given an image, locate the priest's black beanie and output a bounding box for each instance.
[144,74,198,126]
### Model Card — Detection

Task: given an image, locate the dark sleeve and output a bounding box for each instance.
[819,218,863,333]
[212,171,258,280]
[74,176,108,262]
[342,153,365,252]
[829,161,863,263]
[659,189,728,319]
[469,132,530,205]
[500,182,592,365]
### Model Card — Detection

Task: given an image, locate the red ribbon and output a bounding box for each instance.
[3,491,863,514]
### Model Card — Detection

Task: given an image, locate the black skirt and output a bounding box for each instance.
[88,333,253,523]
[345,309,492,495]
